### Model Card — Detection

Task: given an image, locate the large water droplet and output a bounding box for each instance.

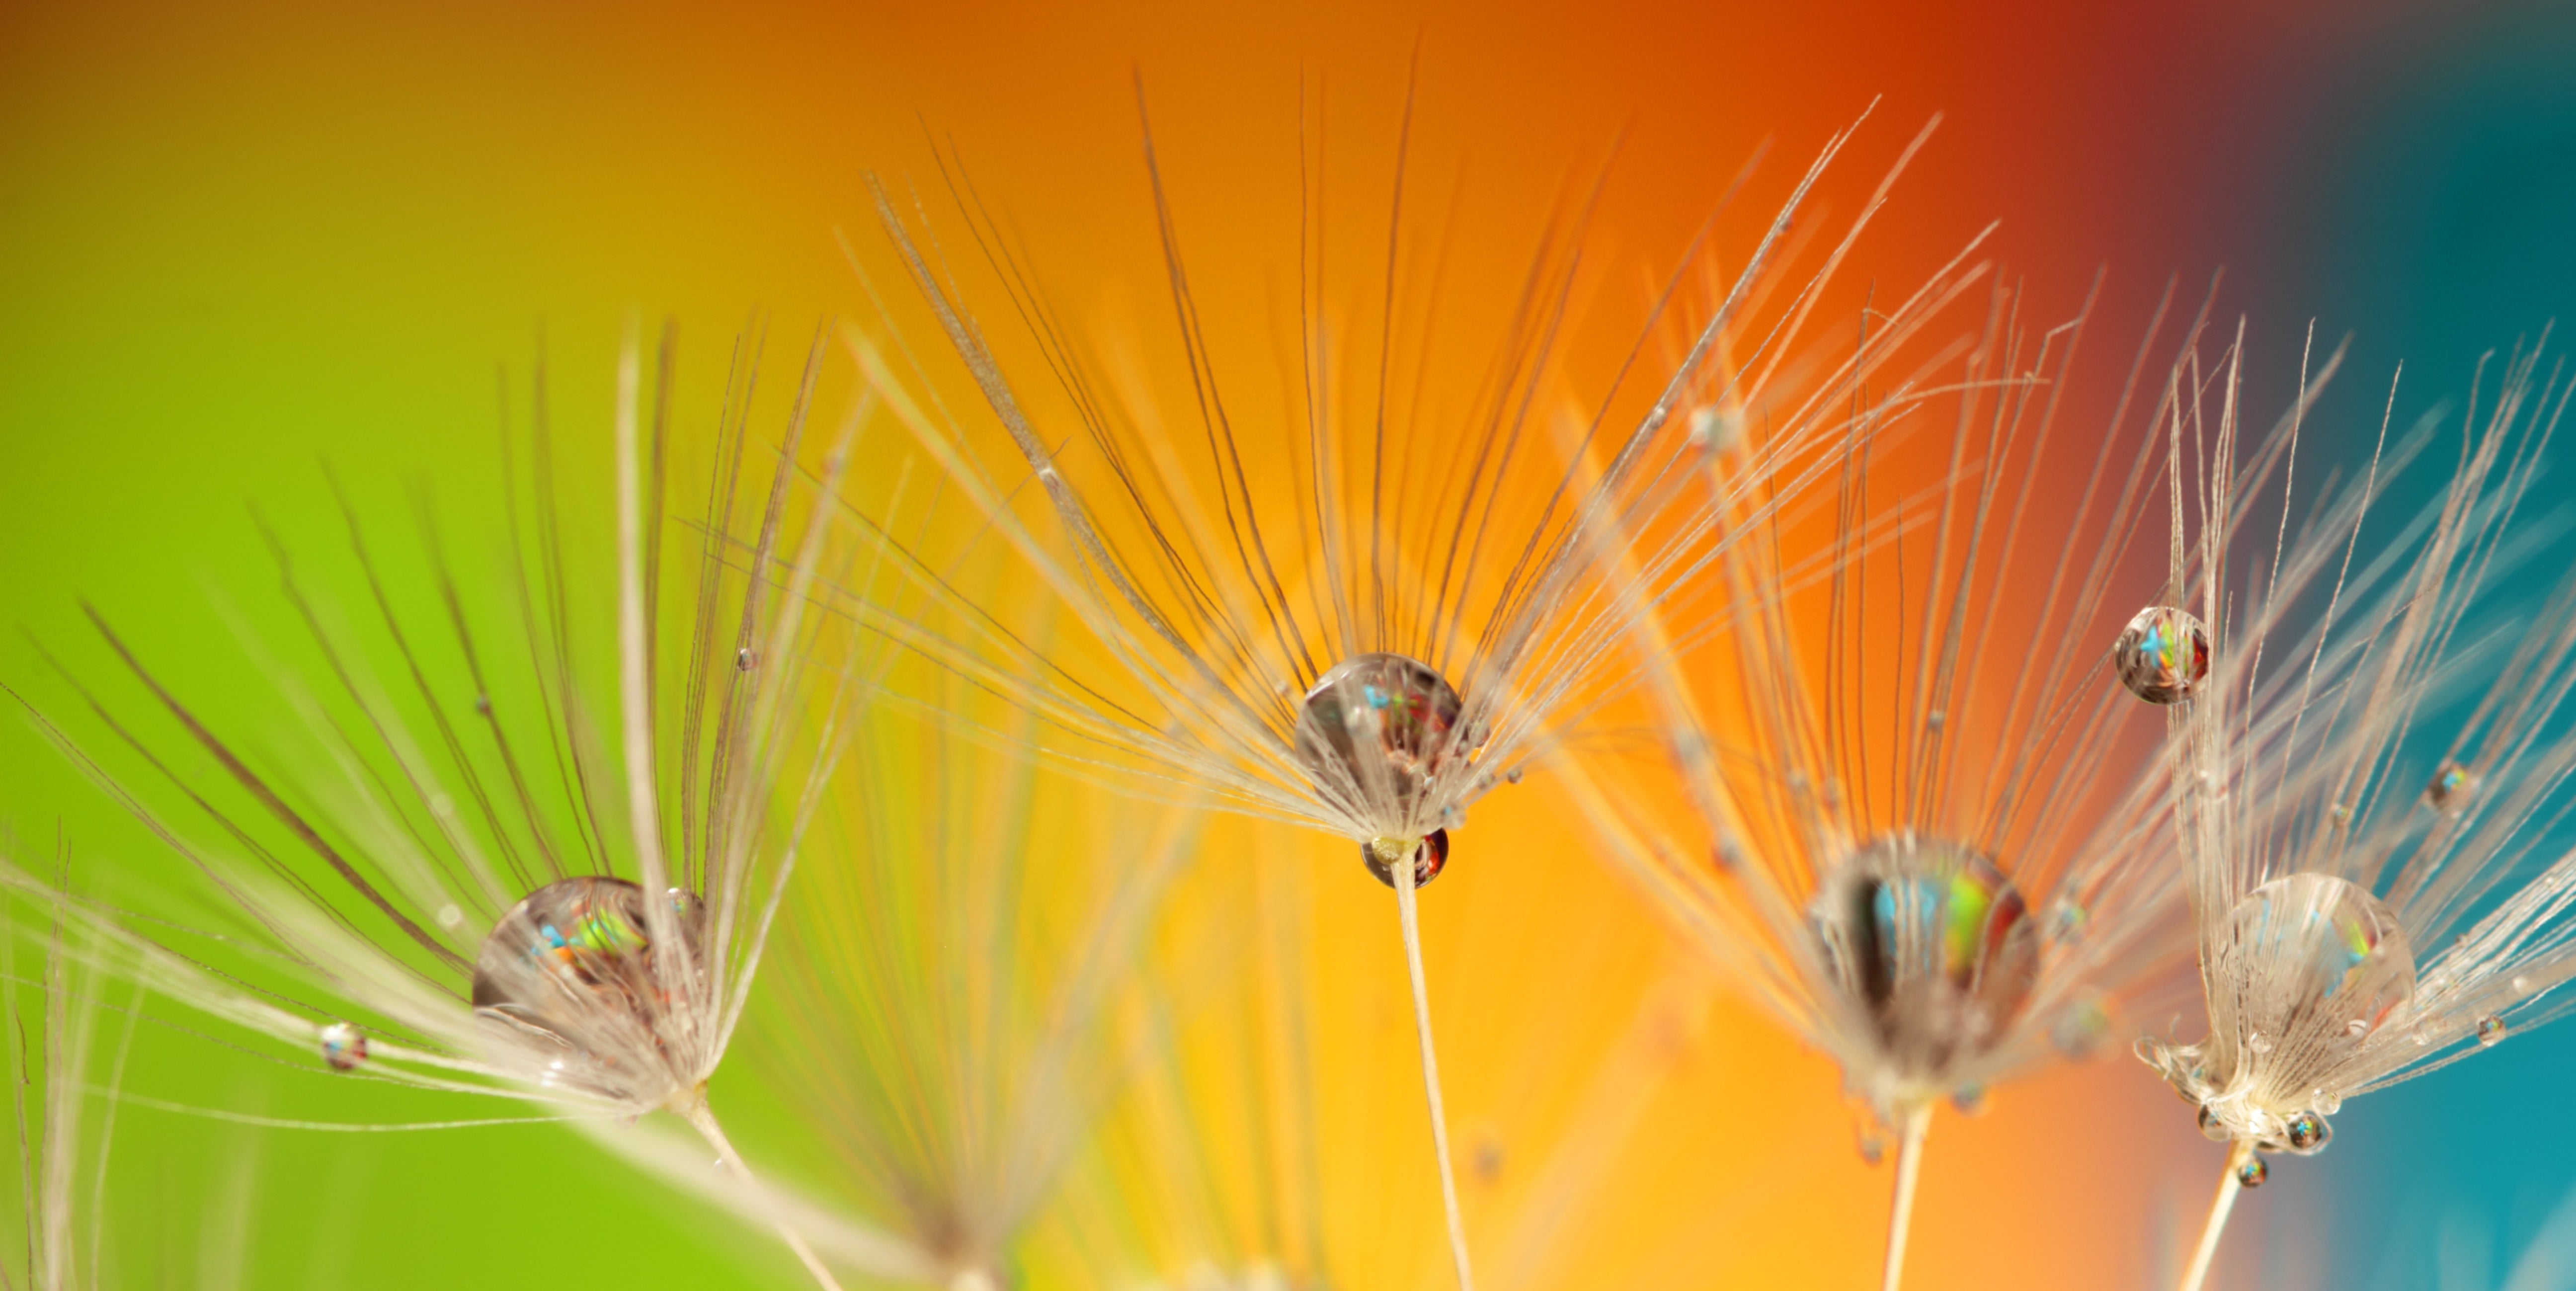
[2423,760,2477,814]
[2236,1155,2268,1189]
[2113,606,2211,704]
[2223,873,2416,1066]
[472,876,702,1103]
[319,1021,369,1072]
[2198,1105,2232,1142]
[1292,653,1465,835]
[1809,834,2039,1076]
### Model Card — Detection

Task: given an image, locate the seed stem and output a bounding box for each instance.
[2178,1140,2251,1291]
[1882,1103,1932,1291]
[681,1097,848,1291]
[1393,844,1476,1291]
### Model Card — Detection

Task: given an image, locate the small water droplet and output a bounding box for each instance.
[1951,1084,1989,1116]
[1856,1128,1886,1165]
[436,903,464,929]
[2423,759,2478,814]
[2512,974,2533,996]
[735,648,756,671]
[2198,1106,2232,1142]
[2248,1031,2273,1054]
[2113,605,2211,704]
[2283,1110,2331,1154]
[2236,1156,2268,1189]
[1504,765,1524,785]
[2479,1014,2508,1047]
[2345,1017,2370,1038]
[473,694,492,716]
[1293,653,1466,840]
[319,1021,368,1071]
[1925,709,1946,730]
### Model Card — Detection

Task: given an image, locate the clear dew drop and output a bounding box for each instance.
[2283,1110,2332,1155]
[2223,873,2417,1066]
[2113,605,2211,704]
[1292,653,1466,841]
[2198,1105,2232,1142]
[473,694,492,717]
[2479,1014,2508,1047]
[2512,974,2533,996]
[436,903,465,929]
[1951,1083,1990,1116]
[471,876,703,1103]
[1808,834,2040,1077]
[2236,1155,2269,1189]
[734,647,757,671]
[319,1021,368,1072]
[1504,765,1525,786]
[2423,760,2478,814]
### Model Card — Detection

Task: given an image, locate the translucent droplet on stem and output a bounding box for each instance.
[2479,1014,2508,1046]
[2113,605,2211,704]
[2236,1155,2268,1189]
[1362,831,1449,889]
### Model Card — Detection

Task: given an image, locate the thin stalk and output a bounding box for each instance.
[2178,1141,2251,1291]
[1882,1103,1933,1291]
[680,1096,848,1291]
[1394,846,1476,1291]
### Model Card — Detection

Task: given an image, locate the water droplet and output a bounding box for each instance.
[1504,765,1524,785]
[2236,1155,2269,1189]
[1293,653,1466,838]
[2223,874,2417,1066]
[1809,834,2039,1074]
[473,694,492,717]
[2512,974,2533,996]
[2283,1110,2331,1154]
[1470,1132,1505,1184]
[2423,760,2477,814]
[735,648,756,671]
[319,1021,368,1072]
[1362,832,1449,889]
[2328,802,2351,827]
[1856,1127,1887,1165]
[2052,993,2114,1057]
[2198,1105,2232,1141]
[1951,1084,1989,1116]
[472,876,704,1104]
[2047,897,2090,943]
[2113,605,2211,704]
[2479,1014,2508,1047]
[1925,709,1946,731]
[436,903,464,929]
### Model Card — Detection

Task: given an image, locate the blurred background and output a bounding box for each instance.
[4,0,2575,1286]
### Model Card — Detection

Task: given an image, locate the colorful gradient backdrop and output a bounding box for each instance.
[4,0,2574,1287]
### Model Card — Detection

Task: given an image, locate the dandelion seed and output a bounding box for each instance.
[835,91,1982,1290]
[2130,330,2576,1291]
[10,327,894,1289]
[1556,285,2203,1291]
